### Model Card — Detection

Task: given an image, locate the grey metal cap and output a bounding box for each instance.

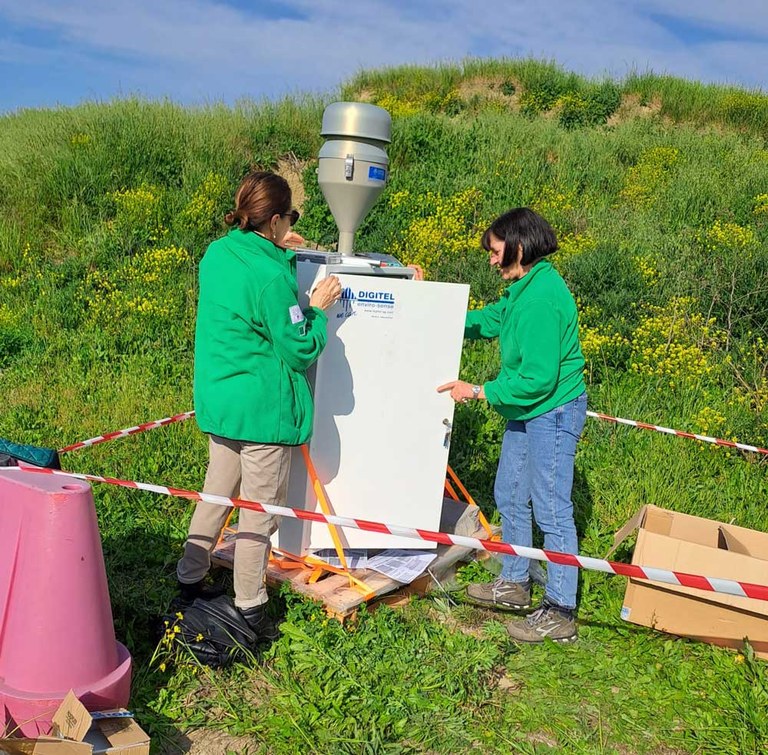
[321,102,392,144]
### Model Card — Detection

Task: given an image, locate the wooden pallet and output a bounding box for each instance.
[211,497,497,620]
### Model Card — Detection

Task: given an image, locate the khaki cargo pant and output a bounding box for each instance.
[176,435,292,609]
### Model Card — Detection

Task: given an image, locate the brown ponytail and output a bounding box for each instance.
[224,171,292,232]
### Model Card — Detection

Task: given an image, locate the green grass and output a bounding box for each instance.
[1,59,767,753]
[342,58,768,137]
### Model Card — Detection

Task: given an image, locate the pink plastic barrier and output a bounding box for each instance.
[0,468,131,737]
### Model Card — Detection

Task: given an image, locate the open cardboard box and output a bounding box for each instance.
[0,691,149,754]
[609,504,768,659]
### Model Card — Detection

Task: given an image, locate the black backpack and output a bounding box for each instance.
[171,595,257,668]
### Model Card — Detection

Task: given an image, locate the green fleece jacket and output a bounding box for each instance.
[465,259,585,421]
[194,229,328,444]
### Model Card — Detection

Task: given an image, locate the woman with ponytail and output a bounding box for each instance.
[177,171,341,642]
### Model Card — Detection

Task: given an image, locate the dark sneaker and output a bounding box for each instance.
[239,603,280,643]
[506,602,577,643]
[465,578,532,611]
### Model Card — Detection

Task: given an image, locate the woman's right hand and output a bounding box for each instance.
[407,264,425,281]
[309,275,342,311]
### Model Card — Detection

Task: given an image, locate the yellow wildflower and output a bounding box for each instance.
[388,188,483,278]
[620,146,679,207]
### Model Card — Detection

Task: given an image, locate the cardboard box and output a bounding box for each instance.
[608,504,768,658]
[0,691,150,754]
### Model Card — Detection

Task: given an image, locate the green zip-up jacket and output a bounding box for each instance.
[194,229,328,445]
[465,259,585,421]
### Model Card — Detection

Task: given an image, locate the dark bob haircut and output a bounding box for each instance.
[481,207,558,267]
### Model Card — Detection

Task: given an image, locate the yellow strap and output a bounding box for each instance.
[214,509,237,549]
[444,479,459,501]
[447,464,497,540]
[272,547,376,597]
[301,444,353,580]
[215,451,376,598]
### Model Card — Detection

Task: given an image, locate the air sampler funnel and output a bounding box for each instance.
[318,102,391,255]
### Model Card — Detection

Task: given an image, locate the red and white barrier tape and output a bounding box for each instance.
[587,410,768,456]
[9,465,768,603]
[58,411,196,454]
[59,408,768,460]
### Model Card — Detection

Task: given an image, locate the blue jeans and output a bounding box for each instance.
[494,392,587,609]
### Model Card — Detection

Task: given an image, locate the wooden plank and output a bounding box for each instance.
[210,497,499,618]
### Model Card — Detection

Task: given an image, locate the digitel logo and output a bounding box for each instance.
[337,286,356,318]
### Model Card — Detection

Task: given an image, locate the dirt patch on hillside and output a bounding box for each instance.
[276,153,310,212]
[354,88,376,103]
[607,93,663,126]
[458,76,521,111]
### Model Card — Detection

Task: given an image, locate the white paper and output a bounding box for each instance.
[368,550,437,583]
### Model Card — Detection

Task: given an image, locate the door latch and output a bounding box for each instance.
[443,418,452,449]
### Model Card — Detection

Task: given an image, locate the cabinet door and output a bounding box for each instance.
[301,274,469,550]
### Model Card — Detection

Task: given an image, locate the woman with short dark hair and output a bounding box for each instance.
[176,171,341,642]
[438,207,586,643]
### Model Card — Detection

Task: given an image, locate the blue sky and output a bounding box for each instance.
[1,0,767,114]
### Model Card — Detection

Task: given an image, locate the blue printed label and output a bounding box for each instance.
[337,286,395,320]
[620,606,630,620]
[368,166,386,182]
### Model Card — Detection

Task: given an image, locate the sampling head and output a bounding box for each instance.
[318,102,391,255]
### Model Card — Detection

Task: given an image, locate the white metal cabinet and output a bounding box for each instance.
[277,267,469,553]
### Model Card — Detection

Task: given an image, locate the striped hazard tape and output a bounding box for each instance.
[59,408,768,459]
[58,411,197,454]
[587,410,768,456]
[9,465,768,603]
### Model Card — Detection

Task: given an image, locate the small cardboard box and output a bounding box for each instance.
[0,691,150,754]
[609,504,768,659]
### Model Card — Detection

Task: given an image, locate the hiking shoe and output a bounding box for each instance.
[239,603,280,643]
[506,602,577,643]
[465,578,532,611]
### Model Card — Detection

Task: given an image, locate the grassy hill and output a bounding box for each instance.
[1,59,767,753]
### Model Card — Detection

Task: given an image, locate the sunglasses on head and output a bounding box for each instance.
[281,209,300,226]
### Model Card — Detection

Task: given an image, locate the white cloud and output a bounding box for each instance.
[0,0,765,109]
[635,0,768,37]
